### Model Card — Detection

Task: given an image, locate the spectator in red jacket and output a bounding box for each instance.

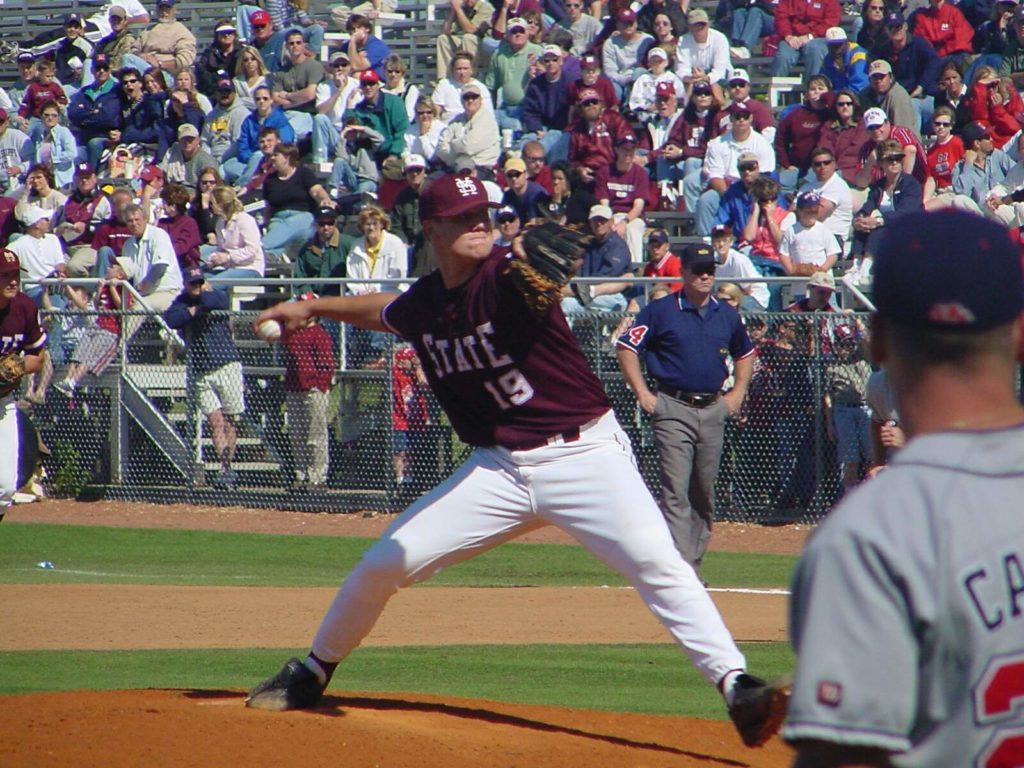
[771,0,841,76]
[567,88,635,186]
[283,292,337,492]
[966,65,1024,149]
[820,89,871,187]
[774,75,833,192]
[911,0,974,59]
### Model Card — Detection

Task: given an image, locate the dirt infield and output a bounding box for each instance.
[2,500,804,767]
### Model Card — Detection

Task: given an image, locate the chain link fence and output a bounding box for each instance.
[18,302,901,523]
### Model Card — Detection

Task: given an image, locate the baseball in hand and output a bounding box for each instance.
[256,319,282,343]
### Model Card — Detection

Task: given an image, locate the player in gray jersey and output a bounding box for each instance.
[784,209,1024,767]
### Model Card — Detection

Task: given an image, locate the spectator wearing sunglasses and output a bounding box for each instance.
[567,87,634,186]
[950,120,1013,210]
[923,105,975,212]
[435,83,500,173]
[500,156,551,224]
[851,138,923,256]
[520,44,573,162]
[557,0,603,56]
[876,12,941,135]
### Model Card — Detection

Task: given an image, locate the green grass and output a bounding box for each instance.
[0,643,794,719]
[0,525,797,588]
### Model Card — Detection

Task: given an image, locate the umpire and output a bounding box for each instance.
[616,243,754,575]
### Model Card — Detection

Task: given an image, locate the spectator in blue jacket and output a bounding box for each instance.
[116,67,169,163]
[877,12,942,133]
[221,84,295,184]
[821,27,870,92]
[164,266,245,489]
[344,14,392,80]
[520,44,574,162]
[67,54,122,171]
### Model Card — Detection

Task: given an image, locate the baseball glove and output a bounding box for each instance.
[507,222,592,320]
[0,353,25,398]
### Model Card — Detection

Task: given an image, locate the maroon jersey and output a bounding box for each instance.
[0,293,46,358]
[595,163,652,215]
[382,250,611,449]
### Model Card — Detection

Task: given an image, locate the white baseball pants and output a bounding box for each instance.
[312,410,746,686]
[0,394,20,512]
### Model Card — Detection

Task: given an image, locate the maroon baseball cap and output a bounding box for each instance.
[655,81,676,97]
[617,8,637,23]
[580,53,600,69]
[0,248,20,275]
[418,174,499,221]
[139,164,164,183]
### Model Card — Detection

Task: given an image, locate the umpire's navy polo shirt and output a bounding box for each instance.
[616,291,754,393]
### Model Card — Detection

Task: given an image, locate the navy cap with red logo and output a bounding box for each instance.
[418,174,499,221]
[873,210,1024,331]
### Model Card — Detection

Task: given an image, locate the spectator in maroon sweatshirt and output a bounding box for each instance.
[820,89,871,187]
[771,0,841,76]
[92,188,136,276]
[158,184,202,270]
[774,75,834,193]
[57,164,114,278]
[566,54,618,116]
[16,59,68,136]
[282,292,337,492]
[719,69,775,137]
[568,87,635,187]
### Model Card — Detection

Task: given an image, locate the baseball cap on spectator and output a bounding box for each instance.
[216,76,234,92]
[496,205,518,222]
[710,223,733,238]
[359,70,381,84]
[184,265,205,284]
[617,8,637,23]
[296,291,320,301]
[577,87,601,104]
[250,9,271,26]
[177,123,199,139]
[825,26,847,43]
[108,5,127,19]
[23,207,51,228]
[541,44,562,59]
[0,249,20,275]
[580,53,600,69]
[330,51,350,66]
[64,13,83,25]
[93,53,111,70]
[728,69,750,85]
[655,80,675,97]
[461,82,483,97]
[504,156,527,174]
[873,210,1023,331]
[588,203,613,220]
[868,59,892,76]
[17,52,34,64]
[692,82,713,96]
[157,0,176,7]
[884,11,906,27]
[507,17,528,33]
[615,134,638,147]
[648,229,669,244]
[863,107,888,128]
[113,255,137,279]
[74,163,95,177]
[796,191,821,208]
[687,8,709,24]
[403,154,427,172]
[454,156,477,173]
[737,151,760,165]
[418,173,498,220]
[215,22,237,34]
[962,121,991,145]
[833,323,858,342]
[648,46,669,62]
[806,271,835,291]
[681,243,717,269]
[315,206,339,222]
[139,165,164,184]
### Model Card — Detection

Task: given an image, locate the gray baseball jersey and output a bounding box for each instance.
[784,425,1024,767]
[866,369,899,424]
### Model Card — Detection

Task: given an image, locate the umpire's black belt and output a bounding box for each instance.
[659,388,720,409]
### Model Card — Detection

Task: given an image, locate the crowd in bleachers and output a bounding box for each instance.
[2,0,1022,420]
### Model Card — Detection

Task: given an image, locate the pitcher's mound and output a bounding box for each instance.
[1,689,793,767]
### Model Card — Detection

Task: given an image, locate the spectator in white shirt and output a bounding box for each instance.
[675,8,732,104]
[120,202,183,313]
[779,191,841,275]
[430,52,494,125]
[602,8,654,104]
[312,51,361,165]
[800,146,853,249]
[709,223,770,310]
[403,96,446,164]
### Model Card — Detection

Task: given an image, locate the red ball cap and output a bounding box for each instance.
[418,174,498,221]
[0,248,20,276]
[250,9,271,25]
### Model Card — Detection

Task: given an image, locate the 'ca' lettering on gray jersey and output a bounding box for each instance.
[784,425,1024,767]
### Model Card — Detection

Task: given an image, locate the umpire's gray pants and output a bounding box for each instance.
[650,393,730,571]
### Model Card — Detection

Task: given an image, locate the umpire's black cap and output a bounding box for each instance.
[681,243,717,270]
